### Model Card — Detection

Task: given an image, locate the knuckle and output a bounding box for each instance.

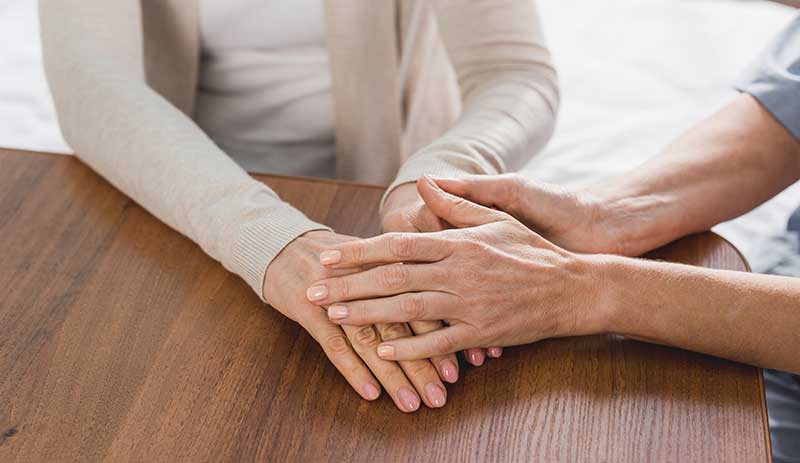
[389,233,416,258]
[349,243,367,265]
[335,277,352,300]
[402,360,434,379]
[324,333,352,356]
[350,325,381,348]
[432,332,456,353]
[400,294,425,320]
[379,323,411,340]
[380,264,409,289]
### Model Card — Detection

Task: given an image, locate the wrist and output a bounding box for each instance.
[571,253,628,337]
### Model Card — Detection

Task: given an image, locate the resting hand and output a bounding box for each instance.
[305,177,607,360]
[430,174,642,255]
[382,183,499,364]
[264,230,449,411]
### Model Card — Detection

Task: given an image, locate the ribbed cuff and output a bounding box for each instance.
[381,155,490,211]
[230,208,331,301]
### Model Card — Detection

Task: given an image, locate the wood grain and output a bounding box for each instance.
[0,148,769,463]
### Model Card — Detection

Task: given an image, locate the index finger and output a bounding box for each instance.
[319,232,453,268]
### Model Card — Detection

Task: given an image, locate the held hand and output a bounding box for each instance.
[264,230,450,412]
[382,183,500,364]
[306,177,608,360]
[430,174,634,255]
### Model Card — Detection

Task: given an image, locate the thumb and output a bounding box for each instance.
[432,174,522,211]
[417,175,506,228]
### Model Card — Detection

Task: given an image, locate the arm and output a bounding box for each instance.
[600,255,800,374]
[307,178,800,375]
[385,0,559,199]
[39,0,327,297]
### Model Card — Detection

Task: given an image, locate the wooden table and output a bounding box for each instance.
[0,148,770,462]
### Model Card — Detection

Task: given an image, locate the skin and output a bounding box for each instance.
[382,184,503,365]
[307,94,800,375]
[263,230,450,412]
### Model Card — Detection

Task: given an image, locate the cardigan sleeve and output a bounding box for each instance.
[38,0,330,300]
[385,0,559,198]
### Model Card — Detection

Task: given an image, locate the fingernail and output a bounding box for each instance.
[469,349,485,366]
[425,383,446,408]
[488,347,502,358]
[398,386,421,412]
[377,344,395,359]
[306,285,328,302]
[328,304,349,320]
[362,383,381,400]
[440,360,459,383]
[320,250,341,265]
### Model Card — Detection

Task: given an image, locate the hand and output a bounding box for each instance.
[429,174,647,256]
[264,230,452,412]
[382,183,500,364]
[305,177,607,359]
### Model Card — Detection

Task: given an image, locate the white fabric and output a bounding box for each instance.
[1,0,798,266]
[196,0,336,177]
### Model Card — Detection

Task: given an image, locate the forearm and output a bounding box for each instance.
[385,0,559,202]
[40,0,327,297]
[591,94,800,255]
[595,255,800,374]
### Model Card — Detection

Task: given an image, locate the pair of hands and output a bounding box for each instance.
[262,181,502,412]
[303,174,620,364]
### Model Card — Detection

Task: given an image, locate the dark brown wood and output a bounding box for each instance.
[0,148,769,463]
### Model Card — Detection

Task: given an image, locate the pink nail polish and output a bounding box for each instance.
[488,347,502,358]
[424,383,446,408]
[363,383,380,400]
[440,360,458,383]
[469,349,485,366]
[328,305,349,320]
[377,344,395,358]
[320,250,342,265]
[306,285,328,302]
[398,387,421,412]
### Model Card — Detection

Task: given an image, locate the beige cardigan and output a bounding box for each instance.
[38,0,559,299]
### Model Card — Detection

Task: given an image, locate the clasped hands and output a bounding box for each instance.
[265,174,611,412]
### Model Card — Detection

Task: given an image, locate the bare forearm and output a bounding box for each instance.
[591,94,800,255]
[597,255,800,373]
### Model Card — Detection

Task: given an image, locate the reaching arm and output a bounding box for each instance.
[39,0,328,298]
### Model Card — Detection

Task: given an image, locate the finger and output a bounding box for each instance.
[433,174,522,210]
[376,324,474,361]
[417,175,509,228]
[302,312,382,402]
[487,346,504,358]
[376,322,448,408]
[341,323,422,413]
[410,204,450,232]
[307,263,441,305]
[408,320,460,384]
[319,232,452,268]
[326,292,456,325]
[465,348,486,367]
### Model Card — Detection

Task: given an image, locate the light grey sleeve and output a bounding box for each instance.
[736,15,800,141]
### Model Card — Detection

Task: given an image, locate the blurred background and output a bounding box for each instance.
[1,0,797,267]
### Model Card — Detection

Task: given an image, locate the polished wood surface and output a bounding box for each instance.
[0,149,769,462]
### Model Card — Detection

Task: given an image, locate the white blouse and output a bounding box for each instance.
[196,0,336,178]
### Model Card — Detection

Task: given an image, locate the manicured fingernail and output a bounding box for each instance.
[488,347,502,358]
[377,344,395,359]
[469,349,485,366]
[440,360,458,383]
[320,250,341,265]
[306,285,328,302]
[362,383,380,400]
[398,387,421,412]
[328,305,349,320]
[425,383,446,408]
